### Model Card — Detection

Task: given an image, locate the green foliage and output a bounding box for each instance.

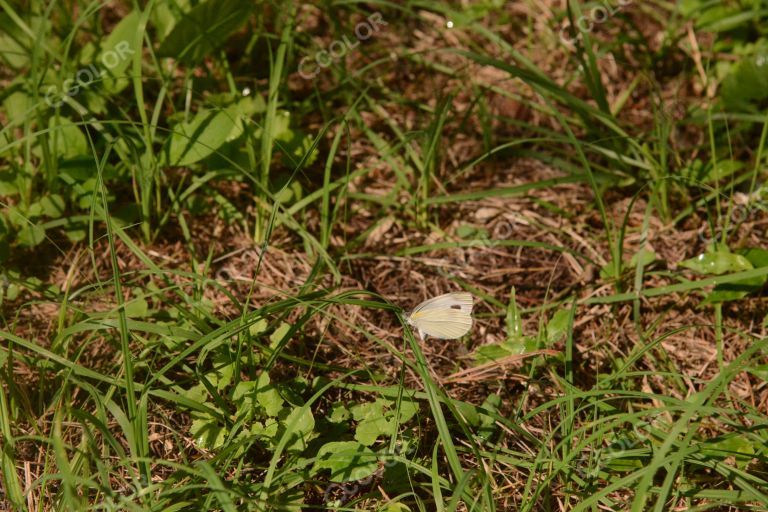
[681,246,768,304]
[165,103,246,166]
[2,1,768,510]
[473,288,563,363]
[313,441,378,482]
[157,0,254,65]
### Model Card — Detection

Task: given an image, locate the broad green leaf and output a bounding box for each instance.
[281,407,315,453]
[355,415,394,446]
[207,352,234,391]
[17,224,45,247]
[151,0,192,39]
[6,284,20,301]
[64,228,83,242]
[269,322,291,348]
[473,337,537,364]
[182,383,208,404]
[248,318,268,336]
[704,159,744,182]
[327,402,351,423]
[0,170,19,195]
[740,247,768,269]
[313,441,378,482]
[690,248,768,304]
[190,414,226,449]
[351,400,384,422]
[99,11,140,92]
[3,90,29,126]
[252,417,279,439]
[722,52,768,108]
[257,110,318,166]
[456,224,488,239]
[257,372,284,417]
[701,434,757,468]
[48,116,88,159]
[352,398,418,446]
[630,248,656,267]
[233,380,256,403]
[680,250,753,275]
[477,393,500,440]
[157,0,253,65]
[165,104,243,166]
[124,297,149,318]
[382,504,411,512]
[546,309,570,344]
[40,194,65,218]
[272,177,303,205]
[0,13,37,69]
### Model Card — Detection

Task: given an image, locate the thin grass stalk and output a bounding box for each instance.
[257,3,296,242]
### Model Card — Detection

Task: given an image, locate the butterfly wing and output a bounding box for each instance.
[408,292,474,339]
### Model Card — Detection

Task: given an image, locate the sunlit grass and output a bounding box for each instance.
[1,0,768,510]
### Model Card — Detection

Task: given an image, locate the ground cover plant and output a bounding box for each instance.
[2,0,768,510]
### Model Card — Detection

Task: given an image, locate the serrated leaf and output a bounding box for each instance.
[157,0,252,65]
[165,104,244,166]
[313,441,378,483]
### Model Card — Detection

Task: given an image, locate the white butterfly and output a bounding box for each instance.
[406,292,474,340]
